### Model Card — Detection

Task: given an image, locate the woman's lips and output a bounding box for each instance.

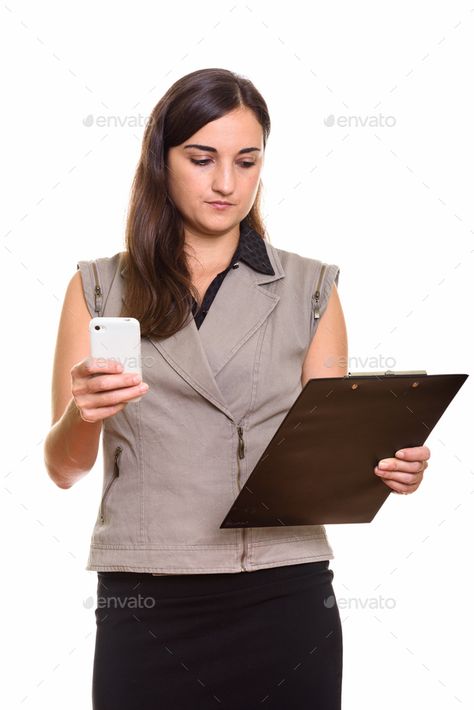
[206,201,234,210]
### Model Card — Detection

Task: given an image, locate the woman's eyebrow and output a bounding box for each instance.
[183,143,261,154]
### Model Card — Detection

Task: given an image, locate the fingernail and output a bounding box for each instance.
[396,450,405,458]
[379,461,388,468]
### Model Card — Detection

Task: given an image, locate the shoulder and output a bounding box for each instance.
[265,241,340,284]
[75,252,125,317]
[266,241,317,265]
[76,251,124,270]
[76,251,125,282]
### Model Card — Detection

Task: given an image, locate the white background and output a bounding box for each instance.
[1,1,473,708]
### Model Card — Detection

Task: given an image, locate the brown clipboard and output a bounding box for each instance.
[220,371,469,528]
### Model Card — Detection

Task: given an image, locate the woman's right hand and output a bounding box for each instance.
[71,357,149,423]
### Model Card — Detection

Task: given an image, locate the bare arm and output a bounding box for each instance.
[44,271,102,489]
[301,282,348,387]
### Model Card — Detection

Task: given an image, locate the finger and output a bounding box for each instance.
[375,460,425,474]
[77,381,149,411]
[77,357,123,377]
[375,469,423,485]
[91,357,124,375]
[94,382,149,405]
[87,372,143,393]
[80,402,126,422]
[395,445,431,461]
[383,478,420,494]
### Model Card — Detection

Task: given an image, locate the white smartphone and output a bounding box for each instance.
[89,317,144,403]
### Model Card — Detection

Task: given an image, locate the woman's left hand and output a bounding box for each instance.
[374,446,431,494]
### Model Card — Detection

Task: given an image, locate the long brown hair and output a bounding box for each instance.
[119,67,271,339]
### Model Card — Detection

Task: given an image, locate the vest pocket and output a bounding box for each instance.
[99,445,123,524]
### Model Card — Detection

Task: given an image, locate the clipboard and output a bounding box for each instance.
[220,371,469,528]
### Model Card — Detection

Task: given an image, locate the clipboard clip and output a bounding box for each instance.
[346,370,428,377]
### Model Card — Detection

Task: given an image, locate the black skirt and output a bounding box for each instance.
[92,560,343,710]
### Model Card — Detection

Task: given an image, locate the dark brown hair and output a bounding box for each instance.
[119,67,271,339]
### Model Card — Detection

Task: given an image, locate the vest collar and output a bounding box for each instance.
[120,240,284,422]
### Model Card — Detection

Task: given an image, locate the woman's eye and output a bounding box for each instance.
[190,159,255,168]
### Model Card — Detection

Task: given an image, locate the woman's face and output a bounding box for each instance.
[166,107,264,236]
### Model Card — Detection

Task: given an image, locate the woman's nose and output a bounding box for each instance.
[211,164,236,194]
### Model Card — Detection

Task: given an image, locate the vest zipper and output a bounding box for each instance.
[91,261,103,315]
[236,426,248,571]
[99,446,122,524]
[311,263,327,320]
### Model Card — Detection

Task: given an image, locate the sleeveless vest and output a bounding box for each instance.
[76,239,340,574]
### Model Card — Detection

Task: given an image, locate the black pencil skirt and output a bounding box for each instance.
[92,560,343,710]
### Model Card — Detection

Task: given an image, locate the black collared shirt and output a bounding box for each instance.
[191,220,275,329]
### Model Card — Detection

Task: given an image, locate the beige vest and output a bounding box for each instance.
[76,240,340,574]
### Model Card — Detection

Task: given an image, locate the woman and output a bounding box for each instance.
[45,68,430,710]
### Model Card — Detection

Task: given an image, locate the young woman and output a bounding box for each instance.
[45,67,430,710]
